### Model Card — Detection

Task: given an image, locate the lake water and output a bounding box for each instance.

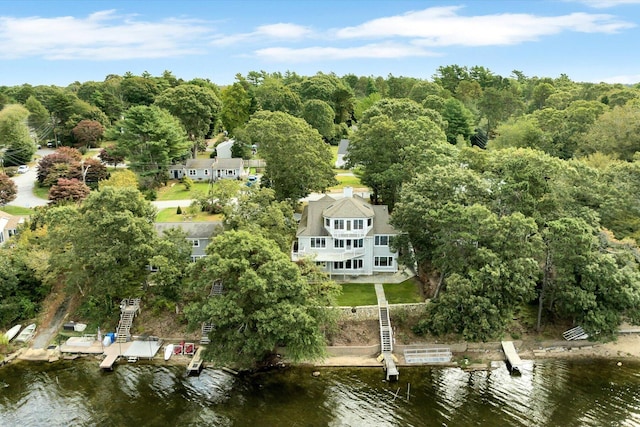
[1,358,639,426]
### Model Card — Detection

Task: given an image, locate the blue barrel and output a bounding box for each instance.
[106,332,116,343]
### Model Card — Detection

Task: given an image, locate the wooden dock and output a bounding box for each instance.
[100,353,119,370]
[501,341,523,374]
[187,346,205,376]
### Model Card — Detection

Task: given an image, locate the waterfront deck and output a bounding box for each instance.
[501,341,523,374]
[99,339,162,370]
[187,346,205,375]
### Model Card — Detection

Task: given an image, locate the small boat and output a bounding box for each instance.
[14,323,36,343]
[4,324,21,342]
[164,344,174,361]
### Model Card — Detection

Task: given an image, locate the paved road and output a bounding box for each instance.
[6,148,54,208]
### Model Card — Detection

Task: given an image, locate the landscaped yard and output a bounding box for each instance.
[155,208,223,222]
[336,279,424,306]
[330,174,364,190]
[336,283,377,306]
[384,278,424,304]
[156,181,211,200]
[33,185,49,199]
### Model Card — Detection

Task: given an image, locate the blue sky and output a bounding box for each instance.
[1,0,640,87]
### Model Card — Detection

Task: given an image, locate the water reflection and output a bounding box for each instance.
[0,359,639,426]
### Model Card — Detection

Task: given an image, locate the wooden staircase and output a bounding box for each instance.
[115,298,141,343]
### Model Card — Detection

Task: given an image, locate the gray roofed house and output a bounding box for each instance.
[154,221,222,261]
[292,187,398,276]
[169,157,245,182]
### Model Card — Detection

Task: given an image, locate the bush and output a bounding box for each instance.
[142,189,157,201]
[176,206,182,215]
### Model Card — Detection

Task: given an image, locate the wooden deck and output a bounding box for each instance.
[187,346,205,376]
[501,341,523,374]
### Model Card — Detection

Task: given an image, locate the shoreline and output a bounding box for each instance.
[5,333,640,371]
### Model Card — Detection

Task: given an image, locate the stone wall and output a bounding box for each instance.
[332,303,427,321]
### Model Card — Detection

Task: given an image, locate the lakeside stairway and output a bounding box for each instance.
[116,298,141,343]
[375,284,399,381]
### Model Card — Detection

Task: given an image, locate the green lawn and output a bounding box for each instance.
[1,205,35,215]
[156,181,211,200]
[336,283,377,306]
[155,208,223,222]
[329,174,364,190]
[384,279,424,304]
[33,185,49,199]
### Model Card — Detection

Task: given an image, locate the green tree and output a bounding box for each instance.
[254,78,302,116]
[346,99,448,208]
[240,111,336,201]
[155,84,222,157]
[297,73,355,123]
[99,169,138,190]
[441,98,475,145]
[114,105,190,188]
[0,173,17,205]
[184,230,338,369]
[0,104,36,166]
[302,99,335,141]
[24,95,51,142]
[223,187,296,253]
[46,187,157,317]
[148,227,192,300]
[220,82,252,134]
[120,74,160,106]
[415,204,541,341]
[581,105,640,161]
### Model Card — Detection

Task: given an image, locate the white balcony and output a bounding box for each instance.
[291,245,366,262]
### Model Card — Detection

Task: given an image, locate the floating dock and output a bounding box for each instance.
[187,346,205,376]
[501,341,523,374]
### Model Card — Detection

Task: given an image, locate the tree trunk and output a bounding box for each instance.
[434,271,445,299]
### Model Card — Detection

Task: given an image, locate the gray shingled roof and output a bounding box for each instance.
[296,194,396,237]
[153,222,221,239]
[337,139,350,155]
[185,158,215,169]
[213,158,244,169]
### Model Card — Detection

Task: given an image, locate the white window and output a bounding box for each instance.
[375,235,389,246]
[192,239,200,247]
[227,169,234,176]
[333,261,344,269]
[367,218,372,227]
[189,169,197,176]
[353,219,364,230]
[334,239,345,249]
[204,169,210,176]
[148,265,159,272]
[374,257,394,267]
[353,239,364,248]
[345,259,363,270]
[334,219,344,230]
[325,218,330,227]
[310,238,326,248]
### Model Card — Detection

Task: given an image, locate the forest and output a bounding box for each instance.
[1,65,640,364]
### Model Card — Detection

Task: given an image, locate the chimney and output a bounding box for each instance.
[343,186,353,198]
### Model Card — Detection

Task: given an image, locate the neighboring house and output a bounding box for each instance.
[216,139,234,159]
[292,187,399,276]
[169,157,245,182]
[153,221,222,262]
[335,139,350,168]
[0,210,26,246]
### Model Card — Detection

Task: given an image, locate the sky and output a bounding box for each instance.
[1,0,640,87]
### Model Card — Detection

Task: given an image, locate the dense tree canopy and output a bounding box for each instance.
[0,173,17,205]
[0,104,36,166]
[240,111,336,201]
[184,230,339,369]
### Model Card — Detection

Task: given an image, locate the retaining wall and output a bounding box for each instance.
[333,303,427,321]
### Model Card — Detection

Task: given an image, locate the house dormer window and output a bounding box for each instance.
[192,239,200,247]
[368,218,372,227]
[325,218,330,227]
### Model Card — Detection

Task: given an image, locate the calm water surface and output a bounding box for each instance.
[0,358,639,426]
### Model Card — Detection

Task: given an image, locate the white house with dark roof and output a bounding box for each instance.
[0,210,26,246]
[169,157,245,182]
[292,187,398,276]
[335,139,350,168]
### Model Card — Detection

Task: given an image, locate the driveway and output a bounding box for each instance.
[7,147,53,208]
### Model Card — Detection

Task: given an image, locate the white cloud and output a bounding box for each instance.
[254,42,438,62]
[596,73,640,83]
[335,6,634,46]
[0,10,212,60]
[211,23,312,46]
[568,0,640,8]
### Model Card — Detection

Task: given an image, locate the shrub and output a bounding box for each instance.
[176,206,183,215]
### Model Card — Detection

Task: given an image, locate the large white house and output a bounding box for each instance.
[292,187,398,276]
